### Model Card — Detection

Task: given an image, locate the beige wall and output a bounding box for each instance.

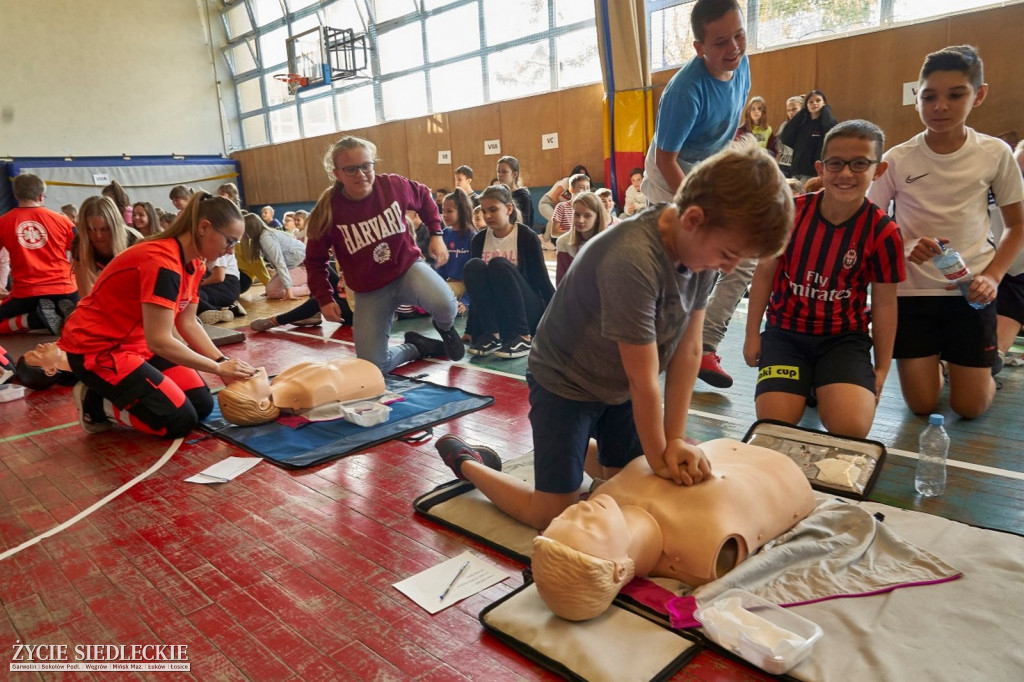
[0,0,225,157]
[235,4,1023,204]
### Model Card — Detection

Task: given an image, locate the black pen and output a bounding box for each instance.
[439,560,470,601]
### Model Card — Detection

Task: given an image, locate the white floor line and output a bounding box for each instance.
[0,437,183,562]
[687,407,1024,482]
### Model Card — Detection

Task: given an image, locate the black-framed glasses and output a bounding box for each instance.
[821,157,879,173]
[337,162,375,177]
[212,224,239,249]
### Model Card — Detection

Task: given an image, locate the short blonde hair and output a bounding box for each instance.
[675,136,793,258]
[531,536,634,621]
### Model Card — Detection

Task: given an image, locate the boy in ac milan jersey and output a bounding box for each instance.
[744,120,905,438]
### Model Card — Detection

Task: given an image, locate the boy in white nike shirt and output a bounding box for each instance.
[868,45,1024,419]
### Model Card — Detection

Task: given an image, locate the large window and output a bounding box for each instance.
[648,0,1015,71]
[216,0,601,149]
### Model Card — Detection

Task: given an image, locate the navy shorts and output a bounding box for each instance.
[996,273,1024,325]
[894,296,997,368]
[527,372,643,494]
[755,327,876,398]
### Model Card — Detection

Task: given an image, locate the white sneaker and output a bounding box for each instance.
[199,309,235,324]
[73,383,112,434]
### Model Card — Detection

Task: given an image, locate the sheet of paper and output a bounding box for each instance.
[186,456,262,484]
[393,551,509,614]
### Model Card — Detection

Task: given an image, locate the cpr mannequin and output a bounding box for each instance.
[16,342,76,390]
[219,357,386,426]
[532,439,815,621]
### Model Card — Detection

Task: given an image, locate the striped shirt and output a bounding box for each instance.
[766,192,904,335]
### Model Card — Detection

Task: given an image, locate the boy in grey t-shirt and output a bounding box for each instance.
[436,139,794,530]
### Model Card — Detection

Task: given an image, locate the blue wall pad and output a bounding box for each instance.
[200,374,493,469]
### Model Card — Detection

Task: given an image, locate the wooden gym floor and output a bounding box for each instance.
[1,268,1021,680]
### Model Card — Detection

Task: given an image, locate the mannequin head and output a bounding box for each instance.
[218,368,280,426]
[16,343,73,390]
[532,494,637,621]
[270,358,384,410]
[530,440,816,621]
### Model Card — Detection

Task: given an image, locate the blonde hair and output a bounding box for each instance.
[217,182,240,206]
[532,536,635,621]
[149,190,242,247]
[569,191,608,247]
[307,135,379,242]
[675,136,793,258]
[75,196,132,295]
[218,370,280,426]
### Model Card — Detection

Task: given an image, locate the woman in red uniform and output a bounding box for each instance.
[60,191,256,438]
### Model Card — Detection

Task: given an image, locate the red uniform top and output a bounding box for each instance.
[0,206,77,297]
[60,239,205,357]
[766,192,905,336]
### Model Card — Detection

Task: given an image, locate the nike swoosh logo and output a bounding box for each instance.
[906,173,929,183]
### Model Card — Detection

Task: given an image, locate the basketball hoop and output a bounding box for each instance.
[274,72,309,96]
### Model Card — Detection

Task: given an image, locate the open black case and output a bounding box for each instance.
[742,419,887,499]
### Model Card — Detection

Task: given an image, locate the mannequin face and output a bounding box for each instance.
[219,368,279,426]
[543,494,631,563]
[23,342,69,375]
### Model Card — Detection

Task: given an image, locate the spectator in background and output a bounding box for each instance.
[261,205,283,229]
[132,202,159,237]
[102,180,133,226]
[217,182,241,207]
[496,155,534,229]
[169,185,192,214]
[595,188,621,227]
[779,89,839,182]
[623,168,647,216]
[735,95,776,152]
[540,164,590,221]
[454,165,480,205]
[0,174,78,335]
[61,204,78,223]
[774,95,805,178]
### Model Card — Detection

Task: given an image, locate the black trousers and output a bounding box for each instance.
[463,257,545,341]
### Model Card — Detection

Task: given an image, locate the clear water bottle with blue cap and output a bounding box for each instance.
[933,241,985,310]
[915,414,948,497]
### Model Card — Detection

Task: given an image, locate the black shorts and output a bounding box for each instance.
[755,327,875,398]
[996,273,1024,325]
[527,372,643,494]
[894,296,997,368]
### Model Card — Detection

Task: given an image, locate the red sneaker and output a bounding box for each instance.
[698,352,733,389]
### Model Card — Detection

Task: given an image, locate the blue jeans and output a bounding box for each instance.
[353,260,457,372]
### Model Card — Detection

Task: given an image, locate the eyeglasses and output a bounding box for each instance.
[211,224,239,249]
[821,157,879,173]
[337,162,375,177]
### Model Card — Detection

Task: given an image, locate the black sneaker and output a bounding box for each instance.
[404,331,445,359]
[468,336,501,357]
[494,335,532,359]
[37,299,65,335]
[433,320,466,361]
[436,435,502,480]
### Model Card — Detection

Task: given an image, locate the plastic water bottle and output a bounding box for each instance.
[932,242,986,309]
[915,414,949,497]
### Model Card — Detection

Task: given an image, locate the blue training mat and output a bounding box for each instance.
[199,374,493,469]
